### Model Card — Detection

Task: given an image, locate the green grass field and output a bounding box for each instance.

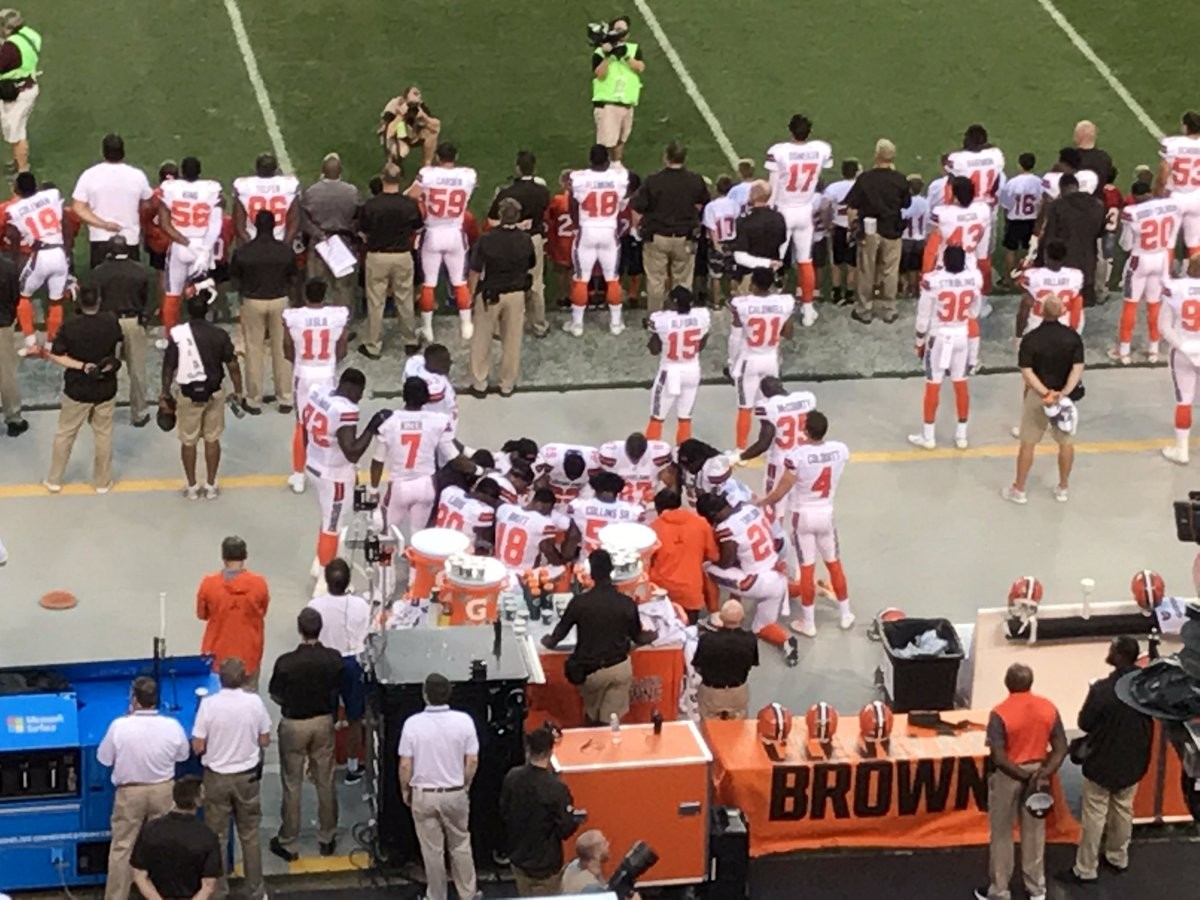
[25,1,1194,233]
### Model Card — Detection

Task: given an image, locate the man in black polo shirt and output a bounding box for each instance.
[1003,295,1085,506]
[542,550,656,724]
[488,150,551,337]
[731,181,787,293]
[268,608,343,861]
[693,600,759,720]
[0,249,25,436]
[44,286,123,492]
[1040,173,1106,307]
[631,141,710,312]
[500,726,580,896]
[130,775,221,900]
[94,235,152,426]
[846,138,910,324]
[357,164,423,358]
[161,291,243,500]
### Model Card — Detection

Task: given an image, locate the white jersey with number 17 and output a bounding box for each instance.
[765,140,833,208]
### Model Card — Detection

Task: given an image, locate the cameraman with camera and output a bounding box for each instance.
[379,86,442,172]
[591,17,645,163]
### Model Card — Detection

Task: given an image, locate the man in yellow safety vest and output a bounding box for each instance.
[0,8,40,173]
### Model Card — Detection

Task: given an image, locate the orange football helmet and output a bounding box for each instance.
[858,701,894,743]
[805,702,839,743]
[756,702,793,743]
[1130,569,1165,614]
[1007,576,1043,617]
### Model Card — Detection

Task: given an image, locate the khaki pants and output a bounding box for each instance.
[365,251,415,352]
[527,235,547,334]
[1019,386,1072,446]
[0,324,20,422]
[985,765,1045,900]
[644,235,695,312]
[203,768,264,900]
[47,395,115,488]
[175,389,226,447]
[1074,778,1136,879]
[513,867,563,897]
[105,781,174,900]
[117,316,148,422]
[470,292,524,392]
[411,788,477,900]
[240,296,293,406]
[580,657,633,724]
[855,234,902,319]
[278,716,337,848]
[697,683,750,720]
[307,251,357,313]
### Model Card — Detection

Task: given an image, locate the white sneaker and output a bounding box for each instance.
[1010,425,1021,440]
[1106,346,1131,366]
[839,611,856,631]
[790,619,817,638]
[419,325,434,345]
[954,435,969,450]
[287,472,307,494]
[95,483,113,495]
[1053,485,1068,503]
[561,320,583,338]
[42,480,61,494]
[800,305,818,328]
[609,322,626,336]
[1147,348,1160,364]
[907,434,936,450]
[1163,446,1189,466]
[154,338,169,351]
[968,359,982,375]
[460,319,474,341]
[203,483,219,500]
[978,300,994,319]
[184,484,200,501]
[1001,485,1028,505]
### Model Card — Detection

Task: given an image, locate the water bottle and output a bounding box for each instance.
[609,713,621,745]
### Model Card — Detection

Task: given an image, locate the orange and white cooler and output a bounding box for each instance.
[406,528,470,599]
[598,522,660,602]
[439,555,506,625]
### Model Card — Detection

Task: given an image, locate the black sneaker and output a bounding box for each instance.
[1055,869,1096,886]
[468,386,488,400]
[850,310,873,325]
[357,344,382,361]
[269,836,298,863]
[880,312,899,324]
[972,889,990,900]
[277,404,293,415]
[241,400,263,416]
[131,414,150,428]
[345,767,364,785]
[319,838,337,856]
[6,419,29,437]
[784,637,799,667]
[1100,859,1127,875]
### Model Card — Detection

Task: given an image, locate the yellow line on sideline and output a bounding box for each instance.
[288,854,359,874]
[0,437,1175,500]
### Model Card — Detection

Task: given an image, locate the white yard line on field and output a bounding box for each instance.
[222,0,296,172]
[632,0,740,167]
[1033,0,1164,140]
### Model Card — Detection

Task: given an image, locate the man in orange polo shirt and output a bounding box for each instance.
[196,535,271,692]
[648,488,718,623]
[977,663,1068,900]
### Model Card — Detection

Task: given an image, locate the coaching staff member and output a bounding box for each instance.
[488,151,551,337]
[1039,172,1106,306]
[1003,295,1084,506]
[0,248,25,435]
[96,676,190,900]
[129,776,221,900]
[357,164,423,358]
[95,236,152,426]
[1064,637,1152,885]
[71,133,149,268]
[468,197,535,398]
[542,549,656,724]
[398,672,480,900]
[500,726,580,896]
[846,138,910,324]
[731,181,787,292]
[192,658,271,900]
[268,608,343,862]
[231,208,297,414]
[693,600,759,720]
[302,152,362,312]
[161,290,243,499]
[44,286,122,493]
[591,17,644,163]
[196,536,271,691]
[631,142,710,312]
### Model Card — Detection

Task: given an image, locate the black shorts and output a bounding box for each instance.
[708,239,736,279]
[832,226,856,266]
[620,234,644,277]
[1002,219,1036,252]
[811,237,829,269]
[900,239,925,274]
[147,249,166,272]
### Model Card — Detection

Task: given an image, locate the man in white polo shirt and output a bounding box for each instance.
[96,676,190,900]
[71,133,152,269]
[191,658,271,900]
[398,673,481,900]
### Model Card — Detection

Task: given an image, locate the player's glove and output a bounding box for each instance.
[366,409,393,433]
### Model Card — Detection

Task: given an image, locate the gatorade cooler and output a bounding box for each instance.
[440,556,507,625]
[406,528,469,599]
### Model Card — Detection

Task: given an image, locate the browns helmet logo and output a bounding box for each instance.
[1130,569,1165,614]
[858,701,894,743]
[805,702,838,743]
[756,702,793,743]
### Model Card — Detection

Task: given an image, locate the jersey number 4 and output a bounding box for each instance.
[810,465,832,499]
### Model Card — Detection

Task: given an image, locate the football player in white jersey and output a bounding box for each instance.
[408,142,477,341]
[1040,147,1099,204]
[282,279,350,493]
[566,144,630,336]
[1111,183,1180,364]
[597,432,673,506]
[301,368,389,567]
[1014,240,1084,347]
[533,443,600,504]
[944,124,1005,206]
[908,246,982,450]
[765,115,831,326]
[1155,111,1200,259]
[370,377,477,537]
[403,344,457,446]
[1160,257,1200,464]
[730,268,795,449]
[999,152,1043,286]
[923,176,992,284]
[737,376,816,497]
[434,474,502,553]
[493,488,576,591]
[698,493,800,666]
[756,411,853,636]
[7,172,70,354]
[675,439,735,504]
[568,472,646,552]
[157,157,223,339]
[646,285,710,443]
[825,159,860,305]
[232,152,300,243]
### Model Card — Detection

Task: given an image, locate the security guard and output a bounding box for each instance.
[0,8,39,174]
[467,197,535,399]
[487,151,551,337]
[94,236,152,426]
[591,17,645,163]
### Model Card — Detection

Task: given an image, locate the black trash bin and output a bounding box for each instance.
[879,617,963,712]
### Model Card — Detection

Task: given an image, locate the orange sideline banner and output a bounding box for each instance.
[706,715,1081,857]
[1133,719,1191,823]
[527,644,685,729]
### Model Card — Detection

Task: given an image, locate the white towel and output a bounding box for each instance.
[170,324,207,386]
[934,335,955,371]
